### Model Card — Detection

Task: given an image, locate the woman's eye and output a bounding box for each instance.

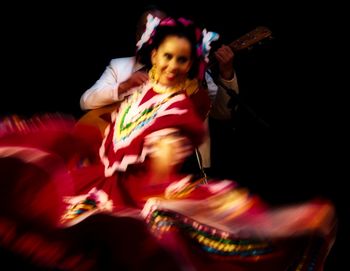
[177,57,188,64]
[164,53,172,60]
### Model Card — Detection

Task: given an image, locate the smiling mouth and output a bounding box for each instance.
[165,73,176,80]
[166,76,176,81]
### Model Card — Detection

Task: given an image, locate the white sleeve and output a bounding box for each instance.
[206,71,239,120]
[80,57,136,110]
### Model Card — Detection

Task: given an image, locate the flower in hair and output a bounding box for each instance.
[201,29,220,63]
[177,17,193,26]
[136,14,161,50]
[159,17,176,26]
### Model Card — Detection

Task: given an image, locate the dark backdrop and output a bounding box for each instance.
[1,1,346,269]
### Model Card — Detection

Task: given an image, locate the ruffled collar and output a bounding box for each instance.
[149,73,199,96]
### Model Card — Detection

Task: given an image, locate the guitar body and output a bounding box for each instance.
[77,103,119,135]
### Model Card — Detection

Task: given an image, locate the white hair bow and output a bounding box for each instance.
[136,14,161,50]
[201,29,220,63]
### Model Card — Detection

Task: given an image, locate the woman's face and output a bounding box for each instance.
[151,36,192,87]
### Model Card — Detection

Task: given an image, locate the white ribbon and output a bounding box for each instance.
[136,14,161,50]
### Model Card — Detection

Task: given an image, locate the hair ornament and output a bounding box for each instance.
[177,17,193,26]
[136,14,161,50]
[159,17,176,26]
[201,29,220,63]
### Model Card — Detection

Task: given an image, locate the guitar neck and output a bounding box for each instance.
[229,26,272,52]
[206,26,272,72]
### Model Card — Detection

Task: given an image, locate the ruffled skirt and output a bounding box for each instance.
[0,114,337,270]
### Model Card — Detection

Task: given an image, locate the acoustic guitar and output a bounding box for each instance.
[77,26,272,135]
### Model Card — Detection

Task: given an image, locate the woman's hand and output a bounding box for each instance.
[148,132,192,184]
[118,71,149,93]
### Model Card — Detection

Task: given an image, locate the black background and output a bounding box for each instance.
[1,1,346,269]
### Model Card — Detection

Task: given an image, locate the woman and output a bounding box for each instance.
[0,15,336,271]
[0,15,210,270]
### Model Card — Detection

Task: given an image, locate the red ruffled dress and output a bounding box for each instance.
[0,83,337,270]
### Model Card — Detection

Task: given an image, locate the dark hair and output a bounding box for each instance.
[136,17,201,79]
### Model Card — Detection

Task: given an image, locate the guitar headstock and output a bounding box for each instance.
[229,26,272,52]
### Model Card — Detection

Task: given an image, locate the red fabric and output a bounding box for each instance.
[0,152,73,230]
[0,90,336,270]
[188,86,212,121]
[101,88,205,175]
